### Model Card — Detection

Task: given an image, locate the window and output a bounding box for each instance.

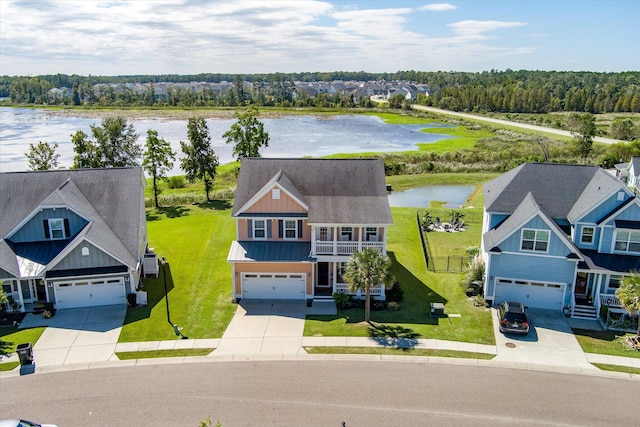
[81,246,90,256]
[337,262,347,282]
[272,188,281,199]
[49,218,65,239]
[580,227,595,244]
[284,220,297,239]
[608,275,622,290]
[253,220,266,239]
[317,227,331,241]
[340,227,353,241]
[614,230,640,253]
[521,229,549,252]
[365,227,378,241]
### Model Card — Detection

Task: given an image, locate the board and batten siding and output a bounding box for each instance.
[578,191,633,224]
[9,208,88,243]
[244,189,307,214]
[496,216,572,257]
[487,252,577,305]
[574,223,600,250]
[50,241,123,271]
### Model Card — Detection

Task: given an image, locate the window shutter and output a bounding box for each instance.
[278,220,283,238]
[267,220,272,238]
[43,219,50,239]
[297,220,303,238]
[63,219,70,238]
[247,219,252,238]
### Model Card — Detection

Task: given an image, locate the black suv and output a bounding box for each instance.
[497,301,529,334]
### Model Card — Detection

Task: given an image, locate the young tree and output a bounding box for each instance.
[611,117,636,141]
[71,117,141,168]
[180,118,219,202]
[616,272,640,337]
[142,129,176,207]
[343,248,394,323]
[568,112,596,163]
[25,141,60,170]
[223,107,270,162]
[91,116,141,167]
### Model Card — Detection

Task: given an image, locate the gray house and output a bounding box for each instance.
[0,167,148,311]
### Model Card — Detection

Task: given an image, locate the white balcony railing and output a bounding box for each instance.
[335,282,384,296]
[599,294,621,308]
[314,240,383,256]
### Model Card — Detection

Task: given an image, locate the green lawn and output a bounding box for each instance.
[592,363,640,375]
[0,362,20,371]
[0,326,46,357]
[572,329,640,359]
[116,348,214,360]
[304,346,495,359]
[118,202,237,342]
[304,205,495,345]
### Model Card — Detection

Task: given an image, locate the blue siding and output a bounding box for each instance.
[486,252,577,306]
[10,208,88,243]
[574,223,600,250]
[602,202,640,226]
[600,227,615,253]
[489,213,509,229]
[580,192,632,224]
[51,241,122,271]
[498,216,573,257]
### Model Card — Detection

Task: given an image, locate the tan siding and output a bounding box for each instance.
[236,219,311,242]
[245,189,307,214]
[238,219,250,240]
[233,262,313,294]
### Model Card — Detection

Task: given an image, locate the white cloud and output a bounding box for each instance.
[0,0,534,74]
[419,3,457,12]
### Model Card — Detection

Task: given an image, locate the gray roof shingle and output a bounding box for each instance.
[483,163,626,221]
[233,158,392,225]
[0,167,145,273]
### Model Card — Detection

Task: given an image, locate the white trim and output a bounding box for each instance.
[5,205,87,241]
[283,219,298,240]
[613,229,640,254]
[579,226,595,244]
[236,182,309,215]
[252,219,268,239]
[520,228,550,253]
[595,195,640,226]
[570,181,634,224]
[495,251,580,261]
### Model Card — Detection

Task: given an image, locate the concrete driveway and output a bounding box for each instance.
[22,305,126,367]
[492,307,596,370]
[215,300,309,356]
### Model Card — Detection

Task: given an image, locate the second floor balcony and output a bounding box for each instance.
[311,225,386,256]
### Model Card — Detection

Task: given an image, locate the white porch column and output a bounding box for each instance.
[358,227,363,251]
[17,279,26,312]
[382,227,387,255]
[332,261,337,294]
[333,226,337,255]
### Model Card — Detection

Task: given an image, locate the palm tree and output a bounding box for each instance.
[343,248,393,323]
[616,271,640,337]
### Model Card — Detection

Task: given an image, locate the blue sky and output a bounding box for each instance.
[0,0,637,76]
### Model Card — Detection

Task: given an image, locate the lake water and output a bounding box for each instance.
[387,185,475,208]
[0,108,453,174]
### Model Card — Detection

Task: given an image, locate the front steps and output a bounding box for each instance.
[572,304,598,320]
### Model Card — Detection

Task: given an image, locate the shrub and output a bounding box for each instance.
[385,282,404,303]
[332,292,351,310]
[464,254,485,288]
[465,246,480,257]
[387,301,400,311]
[167,176,186,189]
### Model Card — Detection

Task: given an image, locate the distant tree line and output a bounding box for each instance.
[2,70,639,113]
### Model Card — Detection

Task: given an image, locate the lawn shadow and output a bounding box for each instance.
[0,338,13,358]
[199,199,232,211]
[146,206,190,221]
[122,264,175,326]
[368,323,420,351]
[386,251,448,326]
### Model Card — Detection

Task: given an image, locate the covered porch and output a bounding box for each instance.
[313,260,385,300]
[311,225,386,256]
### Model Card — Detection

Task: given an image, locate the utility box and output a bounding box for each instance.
[16,343,33,365]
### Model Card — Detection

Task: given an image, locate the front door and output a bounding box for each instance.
[35,280,47,301]
[317,263,330,287]
[575,272,588,295]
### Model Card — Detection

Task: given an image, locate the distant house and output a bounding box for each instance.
[0,168,148,311]
[626,157,640,189]
[227,158,392,301]
[481,163,640,319]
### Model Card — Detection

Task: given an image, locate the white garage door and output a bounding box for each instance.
[54,278,126,309]
[494,278,565,311]
[242,273,306,300]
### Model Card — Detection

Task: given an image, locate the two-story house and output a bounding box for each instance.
[0,167,148,311]
[227,158,393,301]
[481,163,640,319]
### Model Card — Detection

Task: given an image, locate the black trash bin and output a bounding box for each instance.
[127,293,137,307]
[16,343,33,365]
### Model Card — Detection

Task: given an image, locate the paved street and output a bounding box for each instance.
[1,360,638,426]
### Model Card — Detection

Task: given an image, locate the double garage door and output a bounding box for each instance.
[54,278,126,309]
[242,273,306,300]
[494,278,566,311]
